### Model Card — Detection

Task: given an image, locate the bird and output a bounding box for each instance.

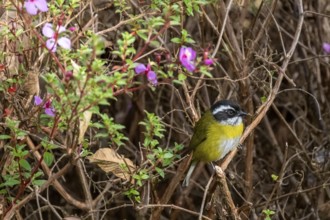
[182,100,247,187]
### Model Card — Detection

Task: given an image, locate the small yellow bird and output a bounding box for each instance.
[183,100,247,186]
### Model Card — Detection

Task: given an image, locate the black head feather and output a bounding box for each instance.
[211,100,246,123]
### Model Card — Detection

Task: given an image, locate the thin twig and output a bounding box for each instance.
[199,173,214,220]
[211,0,233,58]
[139,203,212,220]
[221,0,304,170]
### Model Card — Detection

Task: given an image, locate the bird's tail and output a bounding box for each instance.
[182,161,197,187]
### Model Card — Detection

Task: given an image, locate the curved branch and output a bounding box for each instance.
[221,0,304,170]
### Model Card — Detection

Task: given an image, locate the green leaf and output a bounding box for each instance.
[43,152,54,166]
[41,141,59,150]
[137,30,148,41]
[1,178,20,187]
[126,36,136,45]
[171,37,182,44]
[19,159,31,171]
[170,15,181,26]
[271,174,278,181]
[34,171,44,178]
[178,73,187,81]
[163,152,173,159]
[32,179,46,186]
[15,29,24,36]
[91,122,104,129]
[186,38,196,44]
[150,40,160,48]
[155,167,165,178]
[0,135,11,140]
[0,189,7,194]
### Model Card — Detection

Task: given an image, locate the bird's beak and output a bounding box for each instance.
[239,111,249,117]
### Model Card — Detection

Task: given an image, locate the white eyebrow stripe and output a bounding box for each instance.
[212,105,235,115]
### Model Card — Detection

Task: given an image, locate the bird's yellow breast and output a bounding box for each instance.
[193,122,244,162]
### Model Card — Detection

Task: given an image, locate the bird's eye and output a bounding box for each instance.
[227,109,235,116]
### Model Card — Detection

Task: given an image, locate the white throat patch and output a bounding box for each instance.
[220,116,242,126]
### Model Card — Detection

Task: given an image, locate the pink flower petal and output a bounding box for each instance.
[42,23,54,38]
[182,60,195,72]
[35,0,48,12]
[147,71,158,85]
[34,96,43,106]
[45,108,55,117]
[135,64,147,74]
[204,58,214,66]
[57,25,66,34]
[69,27,77,32]
[179,47,185,61]
[24,2,38,15]
[46,38,57,52]
[179,47,196,72]
[58,37,71,49]
[322,42,330,54]
[189,48,196,60]
[179,47,196,62]
[147,71,157,81]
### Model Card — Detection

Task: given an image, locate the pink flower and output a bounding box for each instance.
[179,47,196,72]
[42,23,71,52]
[68,27,77,32]
[135,64,149,75]
[204,58,214,66]
[44,100,55,117]
[24,0,48,15]
[322,43,330,54]
[34,96,55,117]
[147,71,157,85]
[34,95,43,105]
[135,64,158,85]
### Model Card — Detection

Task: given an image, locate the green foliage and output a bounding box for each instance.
[271,174,278,181]
[183,0,211,16]
[139,111,165,149]
[124,188,141,203]
[133,169,150,187]
[114,0,130,14]
[0,0,219,215]
[92,114,128,147]
[112,32,136,61]
[148,142,183,168]
[126,141,183,202]
[261,96,267,103]
[43,152,55,166]
[171,29,196,44]
[5,118,27,139]
[262,209,275,220]
[199,65,213,77]
[0,174,20,188]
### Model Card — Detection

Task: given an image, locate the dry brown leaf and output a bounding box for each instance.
[88,148,136,182]
[78,110,92,144]
[23,71,40,96]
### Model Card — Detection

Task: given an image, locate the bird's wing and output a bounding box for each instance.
[188,111,212,150]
